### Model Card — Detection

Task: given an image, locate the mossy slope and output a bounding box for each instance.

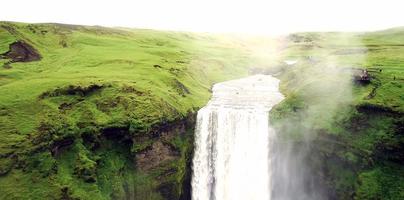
[0,22,254,199]
[0,21,403,200]
[270,30,404,199]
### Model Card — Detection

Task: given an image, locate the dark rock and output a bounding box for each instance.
[352,69,371,84]
[1,41,41,62]
[60,187,79,200]
[81,132,101,151]
[39,83,105,99]
[135,141,180,171]
[102,126,130,140]
[158,182,178,200]
[356,103,400,116]
[51,137,75,156]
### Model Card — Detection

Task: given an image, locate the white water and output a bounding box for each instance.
[284,60,298,65]
[191,75,284,200]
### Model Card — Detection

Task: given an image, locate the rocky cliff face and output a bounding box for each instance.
[131,114,195,200]
[271,103,404,200]
[1,107,196,200]
[80,114,196,200]
[1,40,41,62]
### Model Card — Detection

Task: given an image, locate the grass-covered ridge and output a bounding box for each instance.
[0,21,403,200]
[0,22,258,199]
[270,30,404,199]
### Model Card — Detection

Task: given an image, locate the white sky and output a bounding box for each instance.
[1,0,404,35]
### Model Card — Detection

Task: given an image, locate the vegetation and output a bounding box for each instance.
[270,30,404,199]
[0,21,403,199]
[0,22,256,199]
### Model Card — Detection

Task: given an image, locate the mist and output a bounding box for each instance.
[188,30,369,200]
[267,32,368,199]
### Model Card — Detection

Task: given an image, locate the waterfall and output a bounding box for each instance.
[191,75,284,200]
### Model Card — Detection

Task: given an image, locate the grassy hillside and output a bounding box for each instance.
[270,30,404,199]
[0,22,260,199]
[0,21,403,200]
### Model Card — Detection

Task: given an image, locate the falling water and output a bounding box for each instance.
[191,75,284,200]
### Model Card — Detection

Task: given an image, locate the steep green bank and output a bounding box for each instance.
[0,22,256,199]
[270,30,404,199]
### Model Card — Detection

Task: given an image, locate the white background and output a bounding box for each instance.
[1,0,404,35]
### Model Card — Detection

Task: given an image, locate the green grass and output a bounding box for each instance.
[0,22,258,199]
[0,21,403,199]
[355,164,404,200]
[0,22,251,150]
[271,30,404,199]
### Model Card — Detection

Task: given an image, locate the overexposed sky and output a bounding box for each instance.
[1,0,404,35]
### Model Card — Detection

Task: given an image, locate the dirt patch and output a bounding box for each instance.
[1,41,41,62]
[39,83,105,99]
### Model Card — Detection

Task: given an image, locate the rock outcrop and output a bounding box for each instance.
[1,40,41,62]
